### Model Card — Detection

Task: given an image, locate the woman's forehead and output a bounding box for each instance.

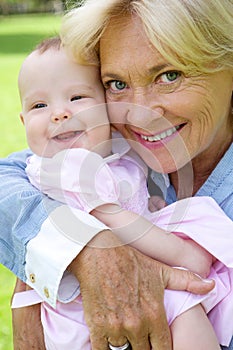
[99,15,167,73]
[100,14,146,45]
[100,15,153,60]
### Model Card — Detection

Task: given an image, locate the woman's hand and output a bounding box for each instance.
[12,278,46,350]
[69,230,214,350]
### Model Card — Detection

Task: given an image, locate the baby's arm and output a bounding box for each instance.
[171,304,221,350]
[92,203,213,278]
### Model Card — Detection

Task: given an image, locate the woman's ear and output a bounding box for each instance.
[20,112,25,125]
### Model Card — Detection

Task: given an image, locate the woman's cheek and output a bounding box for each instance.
[107,102,127,126]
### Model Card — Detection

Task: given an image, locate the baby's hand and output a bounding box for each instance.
[148,195,166,212]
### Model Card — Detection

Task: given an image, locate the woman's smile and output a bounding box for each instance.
[137,125,183,142]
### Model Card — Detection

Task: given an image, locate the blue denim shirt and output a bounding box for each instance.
[0,149,61,280]
[1,143,233,349]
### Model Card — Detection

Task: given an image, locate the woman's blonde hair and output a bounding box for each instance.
[61,0,233,74]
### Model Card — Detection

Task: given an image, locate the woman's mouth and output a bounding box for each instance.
[138,124,184,142]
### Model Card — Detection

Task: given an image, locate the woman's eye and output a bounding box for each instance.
[108,80,127,91]
[33,103,47,109]
[71,95,82,101]
[158,71,181,83]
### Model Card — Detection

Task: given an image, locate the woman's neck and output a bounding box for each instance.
[170,132,232,198]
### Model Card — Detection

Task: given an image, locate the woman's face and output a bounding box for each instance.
[100,15,233,174]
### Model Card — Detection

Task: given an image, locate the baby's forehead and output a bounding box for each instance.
[20,50,43,72]
[18,52,35,79]
[19,45,102,88]
[23,48,53,66]
[19,48,55,79]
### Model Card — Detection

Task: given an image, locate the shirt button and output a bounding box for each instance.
[30,273,36,283]
[44,287,50,299]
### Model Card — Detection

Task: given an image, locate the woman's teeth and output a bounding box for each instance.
[140,126,178,142]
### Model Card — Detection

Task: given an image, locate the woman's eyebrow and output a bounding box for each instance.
[101,64,172,80]
[148,64,171,75]
[101,72,122,80]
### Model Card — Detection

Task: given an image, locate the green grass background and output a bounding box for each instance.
[0,13,61,349]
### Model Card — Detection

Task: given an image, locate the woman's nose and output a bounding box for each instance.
[126,103,164,129]
[51,111,72,123]
[126,90,164,128]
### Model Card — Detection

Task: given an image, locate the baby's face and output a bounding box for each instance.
[19,48,111,157]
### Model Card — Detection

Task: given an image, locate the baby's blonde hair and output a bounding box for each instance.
[61,0,233,74]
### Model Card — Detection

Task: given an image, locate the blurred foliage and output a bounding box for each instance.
[0,265,15,350]
[0,0,82,15]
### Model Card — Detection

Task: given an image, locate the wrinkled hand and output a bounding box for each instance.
[69,230,214,350]
[12,278,46,350]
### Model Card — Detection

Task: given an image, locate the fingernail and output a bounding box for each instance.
[193,273,213,282]
[202,278,214,283]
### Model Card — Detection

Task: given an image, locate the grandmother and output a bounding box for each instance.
[60,3,233,349]
[1,0,232,349]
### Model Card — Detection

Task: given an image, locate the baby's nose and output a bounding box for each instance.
[51,111,72,123]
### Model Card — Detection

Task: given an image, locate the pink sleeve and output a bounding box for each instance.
[26,149,148,214]
[27,150,121,213]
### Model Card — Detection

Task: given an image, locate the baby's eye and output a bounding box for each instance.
[158,71,181,83]
[33,103,47,109]
[107,80,127,92]
[71,95,82,101]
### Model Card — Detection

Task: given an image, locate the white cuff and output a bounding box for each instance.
[25,205,109,307]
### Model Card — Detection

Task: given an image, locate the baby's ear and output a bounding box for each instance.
[20,112,25,125]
